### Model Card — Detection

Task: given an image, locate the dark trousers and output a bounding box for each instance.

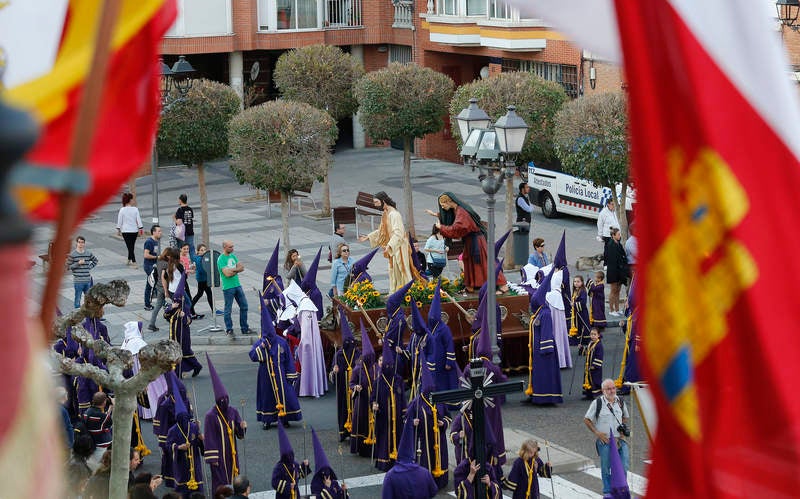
[143,268,153,308]
[122,232,138,262]
[191,281,213,311]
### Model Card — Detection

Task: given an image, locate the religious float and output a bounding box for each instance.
[319,277,533,373]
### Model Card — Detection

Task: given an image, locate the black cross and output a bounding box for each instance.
[430,358,523,497]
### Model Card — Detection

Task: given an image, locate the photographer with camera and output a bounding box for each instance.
[583,378,630,495]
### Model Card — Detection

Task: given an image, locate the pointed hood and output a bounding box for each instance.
[554,230,567,269]
[259,293,278,340]
[300,247,323,293]
[382,327,395,368]
[311,427,332,473]
[360,319,375,365]
[339,307,354,344]
[170,375,189,418]
[387,279,414,317]
[351,247,381,283]
[205,353,228,405]
[420,362,435,395]
[263,239,283,295]
[478,259,505,304]
[277,421,294,460]
[494,229,511,259]
[121,321,147,355]
[396,418,418,464]
[427,280,442,329]
[531,267,555,310]
[410,298,429,337]
[608,431,631,498]
[171,271,192,314]
[472,293,488,333]
[408,232,424,273]
[476,303,493,359]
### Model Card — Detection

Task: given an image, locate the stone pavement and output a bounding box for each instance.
[30,147,602,346]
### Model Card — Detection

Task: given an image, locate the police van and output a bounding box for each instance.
[526,163,634,220]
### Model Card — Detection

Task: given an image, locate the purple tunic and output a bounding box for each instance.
[297,310,328,397]
[271,458,311,499]
[404,395,450,490]
[588,282,607,328]
[528,307,563,405]
[249,336,302,424]
[203,403,245,492]
[502,456,551,499]
[331,343,359,441]
[372,365,406,471]
[462,359,508,465]
[165,418,205,495]
[449,412,468,465]
[569,288,591,346]
[349,361,377,456]
[620,314,643,392]
[453,458,502,499]
[382,462,438,499]
[582,339,604,398]
[165,306,202,377]
[427,322,460,397]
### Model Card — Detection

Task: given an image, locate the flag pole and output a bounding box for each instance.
[41,0,124,339]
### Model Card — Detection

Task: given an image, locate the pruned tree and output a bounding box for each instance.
[449,72,568,266]
[157,79,241,246]
[554,92,630,237]
[52,280,181,499]
[228,100,337,247]
[273,44,365,217]
[355,63,454,237]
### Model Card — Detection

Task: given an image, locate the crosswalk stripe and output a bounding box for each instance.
[582,466,648,496]
[542,475,601,498]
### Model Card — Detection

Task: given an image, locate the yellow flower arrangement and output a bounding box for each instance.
[341,279,385,310]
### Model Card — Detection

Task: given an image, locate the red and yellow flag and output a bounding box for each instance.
[616,0,800,496]
[7,0,176,223]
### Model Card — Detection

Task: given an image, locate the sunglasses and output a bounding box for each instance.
[341,249,350,252]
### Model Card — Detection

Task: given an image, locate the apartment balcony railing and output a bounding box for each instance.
[325,0,362,27]
[393,0,414,28]
[259,0,362,31]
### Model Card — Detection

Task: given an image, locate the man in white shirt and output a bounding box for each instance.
[583,379,630,495]
[596,199,620,244]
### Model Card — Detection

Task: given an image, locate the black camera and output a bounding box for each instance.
[617,424,631,437]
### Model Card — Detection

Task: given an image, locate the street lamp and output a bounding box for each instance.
[151,56,195,224]
[454,102,528,365]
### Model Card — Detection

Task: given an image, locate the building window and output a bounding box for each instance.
[466,0,486,16]
[516,61,579,99]
[277,0,318,29]
[439,0,457,15]
[488,0,514,19]
[389,45,412,64]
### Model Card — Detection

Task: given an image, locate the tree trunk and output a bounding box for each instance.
[281,192,291,249]
[616,181,630,242]
[198,162,210,247]
[108,392,137,499]
[321,155,331,217]
[504,175,515,269]
[403,137,415,239]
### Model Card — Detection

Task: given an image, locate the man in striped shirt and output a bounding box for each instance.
[66,235,99,309]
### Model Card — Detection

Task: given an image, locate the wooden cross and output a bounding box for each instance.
[430,358,523,497]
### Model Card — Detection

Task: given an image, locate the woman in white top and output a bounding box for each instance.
[116,192,143,267]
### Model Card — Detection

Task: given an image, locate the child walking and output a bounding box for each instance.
[502,439,553,499]
[570,275,591,348]
[582,328,604,400]
[588,271,607,329]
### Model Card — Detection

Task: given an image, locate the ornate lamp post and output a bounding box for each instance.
[454,101,528,364]
[777,0,800,28]
[151,56,195,224]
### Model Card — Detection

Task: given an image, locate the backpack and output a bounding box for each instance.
[72,418,96,455]
[594,395,625,421]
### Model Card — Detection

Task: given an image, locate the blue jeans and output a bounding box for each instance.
[143,267,153,307]
[74,281,91,309]
[185,234,195,259]
[596,438,630,494]
[222,286,249,332]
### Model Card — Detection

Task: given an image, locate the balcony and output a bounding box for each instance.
[165,0,232,37]
[258,0,363,31]
[393,0,414,28]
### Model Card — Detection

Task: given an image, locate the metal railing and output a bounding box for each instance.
[325,0,363,27]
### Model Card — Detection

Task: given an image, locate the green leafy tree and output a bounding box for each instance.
[157,79,241,245]
[449,72,568,265]
[228,101,337,247]
[274,44,365,216]
[355,63,454,236]
[554,91,630,237]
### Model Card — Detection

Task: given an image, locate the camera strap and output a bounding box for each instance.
[594,395,624,421]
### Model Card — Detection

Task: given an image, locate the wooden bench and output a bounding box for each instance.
[38,241,54,272]
[291,183,317,212]
[266,190,284,218]
[355,191,381,231]
[332,206,358,237]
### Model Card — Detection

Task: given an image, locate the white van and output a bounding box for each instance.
[526,163,634,220]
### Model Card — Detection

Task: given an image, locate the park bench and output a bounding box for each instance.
[355,191,381,231]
